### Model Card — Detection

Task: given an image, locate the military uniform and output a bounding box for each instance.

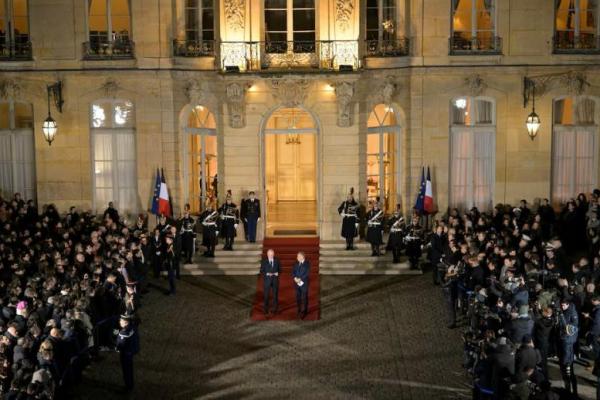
[366,205,384,256]
[116,317,140,391]
[199,208,219,257]
[387,212,405,263]
[243,195,261,243]
[338,197,360,250]
[405,219,423,270]
[219,198,239,251]
[179,214,195,263]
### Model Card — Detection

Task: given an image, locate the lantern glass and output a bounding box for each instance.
[42,116,57,145]
[526,111,541,140]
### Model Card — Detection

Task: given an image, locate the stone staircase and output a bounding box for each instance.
[180,241,262,276]
[319,240,423,275]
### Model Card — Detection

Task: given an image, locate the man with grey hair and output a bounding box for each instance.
[292,252,310,319]
[259,249,281,316]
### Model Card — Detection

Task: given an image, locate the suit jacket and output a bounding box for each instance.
[292,260,310,291]
[260,258,281,279]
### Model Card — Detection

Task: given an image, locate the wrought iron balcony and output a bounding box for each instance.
[449,36,502,55]
[220,40,359,72]
[173,39,215,57]
[83,38,135,60]
[553,33,600,54]
[364,38,410,57]
[0,40,32,61]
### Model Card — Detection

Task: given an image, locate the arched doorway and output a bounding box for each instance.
[367,104,401,214]
[182,105,218,214]
[263,106,318,236]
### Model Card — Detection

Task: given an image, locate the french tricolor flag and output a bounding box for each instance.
[424,167,434,214]
[158,169,172,217]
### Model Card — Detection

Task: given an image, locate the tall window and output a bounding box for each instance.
[0,101,35,200]
[184,0,214,43]
[367,104,400,214]
[554,0,600,51]
[450,97,495,210]
[264,0,316,53]
[91,100,137,214]
[185,105,218,213]
[0,0,30,59]
[86,0,133,57]
[366,0,396,42]
[451,0,497,52]
[552,97,599,202]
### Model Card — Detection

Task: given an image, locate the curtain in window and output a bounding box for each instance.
[476,100,493,124]
[452,0,462,11]
[0,134,12,197]
[553,128,597,202]
[473,131,494,210]
[452,106,466,125]
[576,98,596,124]
[450,130,471,209]
[554,99,566,124]
[116,133,137,212]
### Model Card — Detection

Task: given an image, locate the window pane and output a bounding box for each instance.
[89,0,108,33]
[94,134,113,161]
[366,8,379,31]
[293,10,315,31]
[94,161,113,188]
[0,103,10,129]
[265,10,287,32]
[202,9,214,30]
[265,0,286,8]
[116,133,135,160]
[452,98,470,125]
[92,103,110,128]
[14,103,33,129]
[554,98,574,125]
[475,100,493,124]
[111,0,131,35]
[202,0,213,8]
[576,98,596,124]
[113,101,135,127]
[13,0,29,35]
[452,1,472,33]
[294,0,314,7]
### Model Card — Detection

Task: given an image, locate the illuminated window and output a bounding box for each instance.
[449,97,495,210]
[184,105,218,213]
[86,0,133,57]
[91,100,137,214]
[0,100,35,201]
[554,0,600,51]
[264,0,316,53]
[0,0,30,59]
[184,0,214,42]
[552,96,599,202]
[367,104,400,214]
[366,0,397,42]
[451,0,497,52]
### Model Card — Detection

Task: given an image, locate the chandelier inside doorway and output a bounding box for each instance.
[285,108,301,145]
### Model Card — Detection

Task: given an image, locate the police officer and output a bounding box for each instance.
[260,249,280,315]
[219,190,240,251]
[337,188,360,250]
[150,228,163,278]
[200,200,219,257]
[366,200,384,256]
[179,209,195,264]
[387,204,404,263]
[243,191,261,243]
[558,298,579,397]
[163,234,177,295]
[116,314,139,392]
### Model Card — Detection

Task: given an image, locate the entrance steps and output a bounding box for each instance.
[319,240,422,275]
[180,241,262,276]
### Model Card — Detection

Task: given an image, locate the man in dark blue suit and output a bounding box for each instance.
[260,249,280,315]
[292,252,310,319]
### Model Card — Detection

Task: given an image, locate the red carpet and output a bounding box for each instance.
[251,237,320,321]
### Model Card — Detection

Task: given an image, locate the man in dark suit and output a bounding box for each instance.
[292,252,310,319]
[260,249,280,315]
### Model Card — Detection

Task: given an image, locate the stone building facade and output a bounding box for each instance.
[0,0,599,240]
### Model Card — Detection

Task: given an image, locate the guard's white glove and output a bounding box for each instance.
[355,223,359,228]
[234,224,239,229]
[215,231,219,236]
[257,218,261,221]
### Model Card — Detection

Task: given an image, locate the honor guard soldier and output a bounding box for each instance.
[366,200,385,256]
[337,187,360,250]
[179,208,195,263]
[116,313,140,392]
[200,199,219,257]
[405,216,424,270]
[156,213,169,235]
[387,204,405,263]
[219,190,240,250]
[242,191,261,243]
[164,233,177,295]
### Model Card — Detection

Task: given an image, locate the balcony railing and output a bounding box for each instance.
[364,38,410,57]
[0,40,32,61]
[553,33,600,54]
[173,39,215,57]
[83,38,135,60]
[449,36,502,55]
[220,40,359,72]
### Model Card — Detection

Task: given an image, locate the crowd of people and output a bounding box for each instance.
[425,192,600,399]
[0,194,157,398]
